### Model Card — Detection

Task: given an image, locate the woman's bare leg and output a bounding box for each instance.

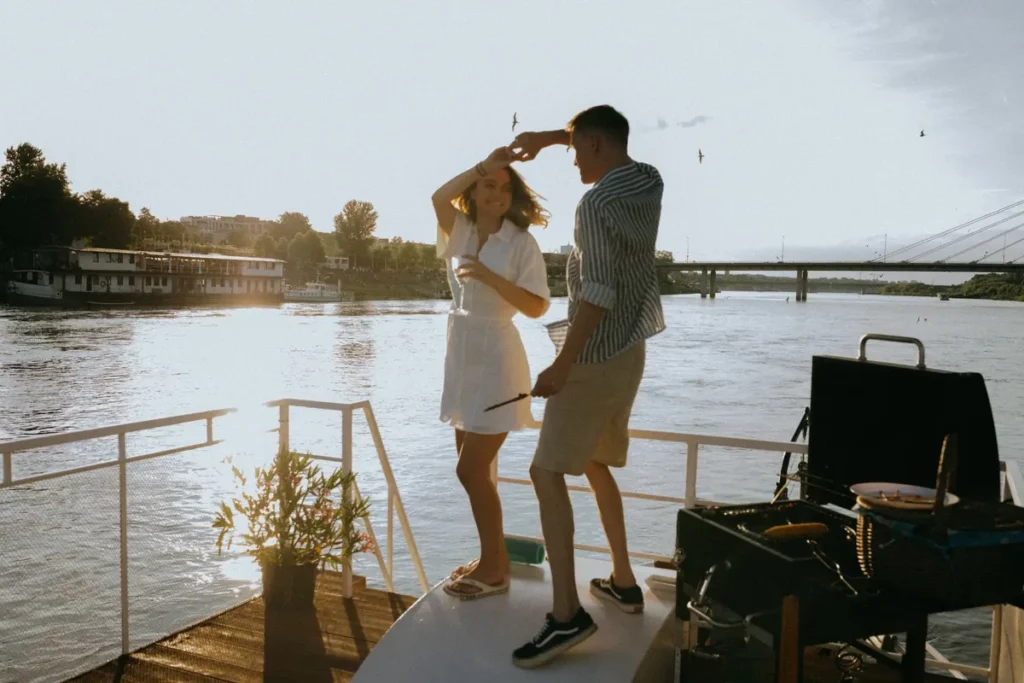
[451,429,509,590]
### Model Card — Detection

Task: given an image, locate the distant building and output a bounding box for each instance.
[180,215,276,245]
[559,244,573,254]
[322,255,350,271]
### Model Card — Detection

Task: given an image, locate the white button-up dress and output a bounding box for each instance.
[436,212,551,434]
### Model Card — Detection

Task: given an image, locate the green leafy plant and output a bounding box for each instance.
[213,447,374,569]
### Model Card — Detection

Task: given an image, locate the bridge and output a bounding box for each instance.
[655,198,1024,300]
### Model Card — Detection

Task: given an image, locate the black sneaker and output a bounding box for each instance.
[589,575,644,613]
[512,608,598,669]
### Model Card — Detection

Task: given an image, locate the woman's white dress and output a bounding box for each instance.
[437,212,551,434]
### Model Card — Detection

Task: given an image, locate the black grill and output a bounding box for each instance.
[673,334,1022,683]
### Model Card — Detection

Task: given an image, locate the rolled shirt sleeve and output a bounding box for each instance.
[515,234,552,316]
[576,199,617,309]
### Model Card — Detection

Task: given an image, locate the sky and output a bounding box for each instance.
[1,0,1022,265]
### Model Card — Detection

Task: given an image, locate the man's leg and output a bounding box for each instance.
[586,342,647,612]
[530,464,579,620]
[585,461,636,588]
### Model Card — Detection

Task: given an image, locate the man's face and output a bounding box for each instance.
[570,131,601,185]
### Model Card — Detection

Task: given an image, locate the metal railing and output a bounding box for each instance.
[3,402,1021,682]
[1,408,234,657]
[495,418,809,563]
[0,398,427,668]
[266,399,429,596]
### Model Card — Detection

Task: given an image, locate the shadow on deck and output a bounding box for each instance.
[68,572,414,683]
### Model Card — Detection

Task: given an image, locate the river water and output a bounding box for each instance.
[1,293,1022,682]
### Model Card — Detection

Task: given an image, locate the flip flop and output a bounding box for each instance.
[443,576,510,601]
[448,558,479,581]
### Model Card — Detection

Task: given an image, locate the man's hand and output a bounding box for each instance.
[510,130,570,162]
[455,254,498,287]
[510,133,545,162]
[531,358,572,398]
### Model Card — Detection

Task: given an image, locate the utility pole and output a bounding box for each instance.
[883,233,887,263]
[782,235,785,262]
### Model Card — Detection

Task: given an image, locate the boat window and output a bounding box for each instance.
[75,275,82,285]
[117,276,124,286]
[128,276,135,286]
[94,254,99,263]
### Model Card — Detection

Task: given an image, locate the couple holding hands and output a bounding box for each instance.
[432,104,666,669]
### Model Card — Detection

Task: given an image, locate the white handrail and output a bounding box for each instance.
[0,407,233,658]
[265,398,430,595]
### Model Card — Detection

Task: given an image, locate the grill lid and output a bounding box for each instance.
[805,334,1000,509]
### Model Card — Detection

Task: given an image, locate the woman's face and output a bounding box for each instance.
[471,168,513,220]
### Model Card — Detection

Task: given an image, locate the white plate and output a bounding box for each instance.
[850,482,959,510]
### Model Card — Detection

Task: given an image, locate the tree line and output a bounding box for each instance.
[0,143,442,276]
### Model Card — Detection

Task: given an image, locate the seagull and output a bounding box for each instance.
[512,112,518,132]
[920,130,926,137]
[698,148,704,164]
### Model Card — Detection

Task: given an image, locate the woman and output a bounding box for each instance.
[432,146,551,599]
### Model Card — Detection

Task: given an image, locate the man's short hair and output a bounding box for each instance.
[568,105,629,149]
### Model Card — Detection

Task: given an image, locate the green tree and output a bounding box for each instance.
[334,200,378,268]
[273,212,313,241]
[226,228,252,248]
[0,143,77,251]
[75,189,135,248]
[253,233,277,258]
[287,230,326,270]
[134,207,160,246]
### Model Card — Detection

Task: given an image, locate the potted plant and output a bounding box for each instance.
[213,446,374,609]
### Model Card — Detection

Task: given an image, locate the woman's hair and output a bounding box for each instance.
[455,165,550,230]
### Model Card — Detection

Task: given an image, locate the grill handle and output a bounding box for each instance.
[857,334,926,369]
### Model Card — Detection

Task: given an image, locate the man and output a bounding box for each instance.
[508,105,666,669]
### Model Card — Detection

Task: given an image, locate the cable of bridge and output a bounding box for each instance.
[873,198,1024,263]
[906,209,1024,262]
[938,221,1024,263]
[981,234,1024,264]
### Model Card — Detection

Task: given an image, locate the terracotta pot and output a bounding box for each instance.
[261,561,317,609]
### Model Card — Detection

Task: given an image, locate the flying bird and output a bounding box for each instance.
[920,130,926,137]
[698,149,704,164]
[512,112,518,132]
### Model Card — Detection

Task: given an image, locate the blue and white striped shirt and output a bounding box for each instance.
[563,161,666,364]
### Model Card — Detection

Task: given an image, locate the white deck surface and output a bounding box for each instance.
[354,556,677,682]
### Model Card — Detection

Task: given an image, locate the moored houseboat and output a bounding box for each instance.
[5,246,285,307]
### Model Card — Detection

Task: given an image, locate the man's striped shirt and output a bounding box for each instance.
[565,160,666,364]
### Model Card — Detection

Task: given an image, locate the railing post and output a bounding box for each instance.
[118,432,129,656]
[342,406,354,599]
[2,452,11,486]
[278,404,289,454]
[989,604,1003,683]
[684,440,699,508]
[387,490,394,579]
[205,417,214,444]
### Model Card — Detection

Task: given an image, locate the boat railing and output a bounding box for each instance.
[0,398,428,673]
[2,404,1021,682]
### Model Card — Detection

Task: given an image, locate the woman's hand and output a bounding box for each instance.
[481,146,516,173]
[455,254,498,287]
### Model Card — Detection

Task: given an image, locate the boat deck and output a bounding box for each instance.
[68,572,414,683]
[63,563,962,683]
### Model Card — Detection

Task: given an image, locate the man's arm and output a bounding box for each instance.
[511,129,570,161]
[532,202,617,397]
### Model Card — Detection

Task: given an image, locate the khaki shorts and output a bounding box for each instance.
[532,341,646,476]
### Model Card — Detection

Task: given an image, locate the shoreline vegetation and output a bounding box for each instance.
[3,143,1022,305]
